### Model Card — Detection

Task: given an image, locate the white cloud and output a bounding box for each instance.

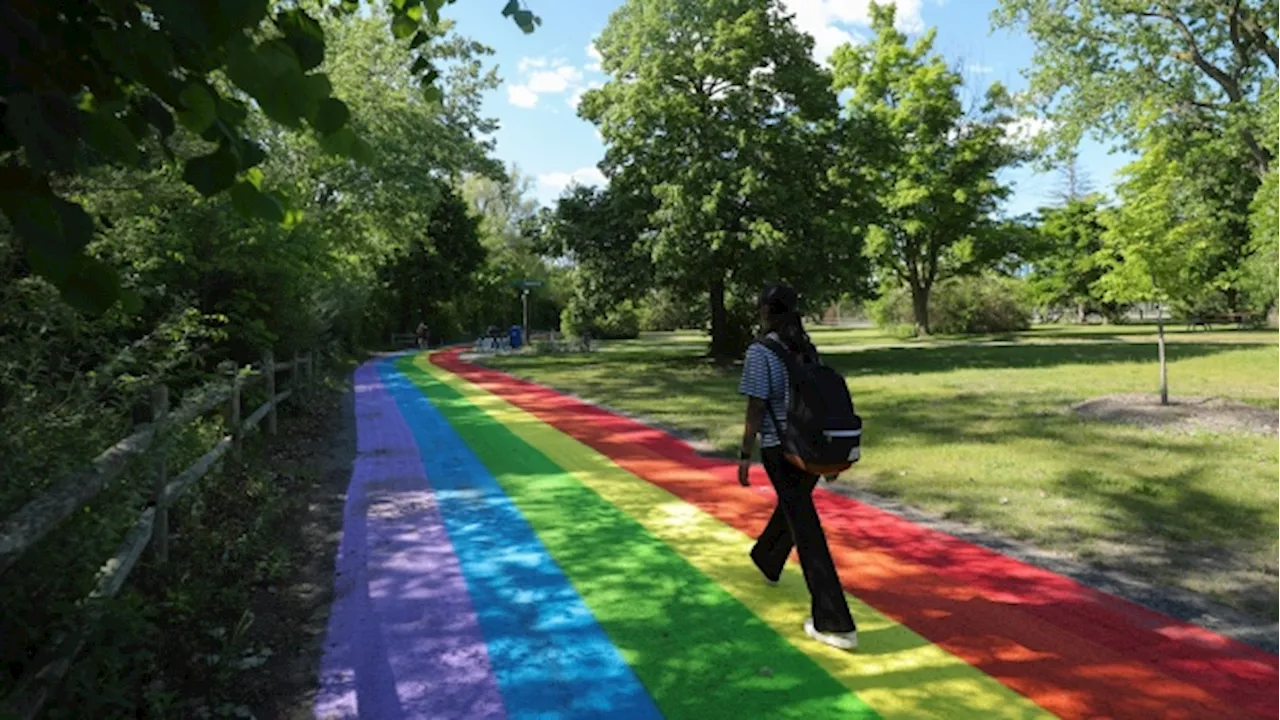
[780,0,931,64]
[517,56,549,73]
[586,41,603,72]
[967,63,995,75]
[508,58,596,109]
[537,167,607,194]
[528,65,583,93]
[507,85,539,108]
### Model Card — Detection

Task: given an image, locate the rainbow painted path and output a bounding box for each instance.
[314,351,1277,719]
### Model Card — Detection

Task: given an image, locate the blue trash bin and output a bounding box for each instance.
[508,325,522,350]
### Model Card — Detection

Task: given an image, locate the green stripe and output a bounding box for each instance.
[396,359,879,719]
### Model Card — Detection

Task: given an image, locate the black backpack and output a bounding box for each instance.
[761,338,862,477]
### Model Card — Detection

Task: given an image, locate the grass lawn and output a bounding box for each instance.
[486,325,1279,619]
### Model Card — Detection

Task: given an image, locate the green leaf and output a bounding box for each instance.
[119,288,144,315]
[514,10,536,34]
[350,136,375,164]
[244,167,265,190]
[215,97,248,127]
[318,127,357,157]
[6,92,78,173]
[80,108,140,164]
[60,254,122,315]
[391,13,417,40]
[422,86,442,104]
[233,137,267,169]
[312,97,350,134]
[277,8,326,71]
[177,84,217,133]
[230,181,286,223]
[137,95,175,138]
[183,145,238,196]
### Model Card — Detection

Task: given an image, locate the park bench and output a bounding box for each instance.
[1186,313,1255,331]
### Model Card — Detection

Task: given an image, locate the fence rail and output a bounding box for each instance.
[0,350,317,720]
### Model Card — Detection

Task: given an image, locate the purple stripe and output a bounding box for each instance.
[315,360,505,720]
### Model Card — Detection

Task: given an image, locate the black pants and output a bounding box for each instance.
[751,447,856,633]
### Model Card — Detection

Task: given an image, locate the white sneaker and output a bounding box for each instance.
[805,617,857,651]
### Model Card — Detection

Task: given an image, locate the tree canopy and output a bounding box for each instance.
[993,0,1277,176]
[1,0,539,314]
[580,0,859,357]
[832,3,1022,335]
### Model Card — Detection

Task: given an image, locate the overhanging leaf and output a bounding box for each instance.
[318,126,357,157]
[183,145,238,196]
[177,84,217,133]
[391,13,417,40]
[312,97,350,134]
[276,8,325,71]
[230,181,286,223]
[80,108,140,164]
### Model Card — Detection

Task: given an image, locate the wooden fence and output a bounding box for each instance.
[0,350,318,720]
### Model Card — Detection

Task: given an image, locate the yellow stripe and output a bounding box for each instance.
[420,356,1053,719]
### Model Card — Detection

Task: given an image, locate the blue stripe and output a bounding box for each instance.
[377,361,663,720]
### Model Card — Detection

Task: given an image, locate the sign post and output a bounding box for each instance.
[511,280,544,346]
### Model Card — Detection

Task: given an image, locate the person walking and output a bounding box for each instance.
[736,284,858,651]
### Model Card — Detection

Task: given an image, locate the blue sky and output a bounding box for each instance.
[446,0,1134,213]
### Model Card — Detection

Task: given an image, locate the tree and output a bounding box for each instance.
[1242,79,1279,315]
[532,185,655,308]
[0,0,538,313]
[1096,138,1225,404]
[459,168,565,333]
[992,0,1278,178]
[580,0,859,359]
[831,3,1020,336]
[1052,153,1094,205]
[1027,195,1124,321]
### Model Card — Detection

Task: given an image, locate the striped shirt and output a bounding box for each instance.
[739,333,789,448]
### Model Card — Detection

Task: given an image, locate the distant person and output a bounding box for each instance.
[416,321,429,349]
[737,284,858,651]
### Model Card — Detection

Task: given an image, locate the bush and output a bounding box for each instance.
[560,297,641,340]
[870,275,1033,334]
[639,289,705,331]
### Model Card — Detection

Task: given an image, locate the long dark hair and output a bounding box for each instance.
[759,284,816,358]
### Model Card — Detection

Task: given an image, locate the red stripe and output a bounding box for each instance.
[436,350,1277,719]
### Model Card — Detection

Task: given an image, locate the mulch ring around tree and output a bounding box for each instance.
[1072,394,1278,436]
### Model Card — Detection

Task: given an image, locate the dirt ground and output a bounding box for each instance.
[1072,393,1278,436]
[235,377,356,720]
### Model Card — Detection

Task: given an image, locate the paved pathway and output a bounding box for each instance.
[314,350,1277,719]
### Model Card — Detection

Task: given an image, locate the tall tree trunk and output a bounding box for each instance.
[910,283,930,336]
[708,272,731,360]
[1157,312,1169,406]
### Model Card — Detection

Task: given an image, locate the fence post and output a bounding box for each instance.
[151,384,170,563]
[225,366,242,461]
[292,352,301,403]
[263,350,277,436]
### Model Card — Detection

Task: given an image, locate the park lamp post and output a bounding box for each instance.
[512,279,543,345]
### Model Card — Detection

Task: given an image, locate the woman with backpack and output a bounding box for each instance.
[736,284,859,651]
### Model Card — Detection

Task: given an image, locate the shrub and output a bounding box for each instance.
[638,289,705,331]
[870,275,1033,334]
[560,298,641,340]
